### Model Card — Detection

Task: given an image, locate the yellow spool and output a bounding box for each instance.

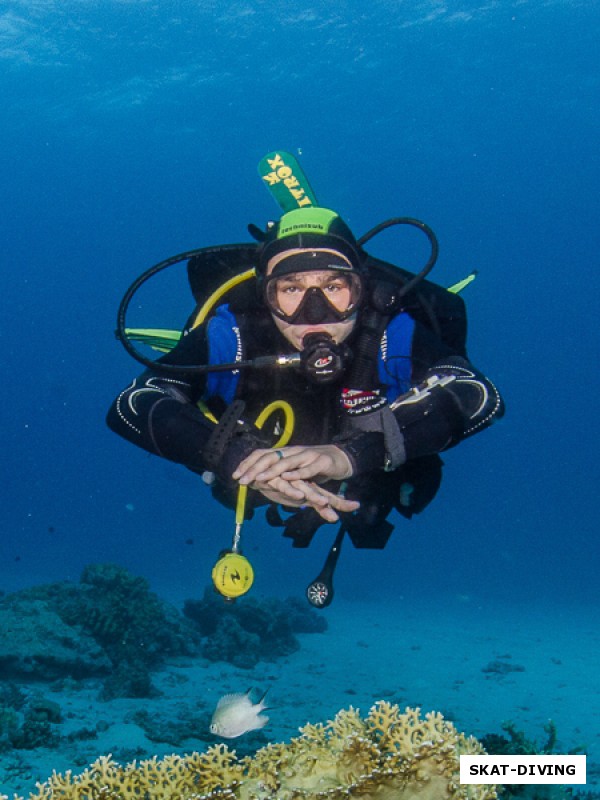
[211,552,255,599]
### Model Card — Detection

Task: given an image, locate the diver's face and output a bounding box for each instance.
[265,252,359,351]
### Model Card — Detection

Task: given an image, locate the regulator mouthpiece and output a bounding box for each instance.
[300,333,351,384]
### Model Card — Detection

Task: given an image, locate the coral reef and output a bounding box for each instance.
[2,702,496,800]
[56,564,200,672]
[183,587,326,669]
[0,600,111,681]
[481,720,559,757]
[481,721,585,800]
[0,564,201,698]
[0,567,326,694]
[1,685,63,753]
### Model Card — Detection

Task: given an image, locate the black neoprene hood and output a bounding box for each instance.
[257,207,366,275]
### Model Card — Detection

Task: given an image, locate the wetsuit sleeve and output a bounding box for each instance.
[106,326,218,472]
[335,320,504,473]
[390,322,505,462]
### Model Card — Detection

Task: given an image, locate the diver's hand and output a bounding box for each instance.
[233,446,358,522]
[233,445,353,485]
[254,478,358,523]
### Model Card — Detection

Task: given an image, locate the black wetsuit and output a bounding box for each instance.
[107,302,504,548]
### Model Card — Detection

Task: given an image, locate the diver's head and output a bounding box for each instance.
[257,207,366,350]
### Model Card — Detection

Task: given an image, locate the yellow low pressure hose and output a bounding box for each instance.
[190,268,256,329]
[233,400,295,550]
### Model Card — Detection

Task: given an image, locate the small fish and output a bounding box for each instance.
[209,688,269,738]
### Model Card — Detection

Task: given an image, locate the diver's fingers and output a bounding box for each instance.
[256,478,359,523]
[288,479,330,507]
[257,454,324,483]
[252,477,337,516]
[338,497,360,511]
[234,448,304,484]
[251,476,306,501]
[257,446,352,483]
[233,448,278,482]
[236,446,353,484]
[259,494,337,522]
[257,487,305,507]
[314,506,339,523]
[253,476,351,510]
[323,492,360,513]
[235,446,340,484]
[299,495,340,523]
[290,481,360,522]
[280,457,331,482]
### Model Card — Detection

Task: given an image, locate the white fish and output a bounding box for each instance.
[209,688,269,739]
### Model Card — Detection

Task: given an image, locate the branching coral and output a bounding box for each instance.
[3,703,496,800]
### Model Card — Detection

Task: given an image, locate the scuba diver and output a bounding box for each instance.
[107,158,504,605]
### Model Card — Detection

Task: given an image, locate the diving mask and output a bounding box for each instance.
[264,250,364,325]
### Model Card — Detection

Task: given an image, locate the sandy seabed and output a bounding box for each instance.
[1,595,598,797]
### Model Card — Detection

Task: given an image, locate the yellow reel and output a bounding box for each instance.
[211,552,255,599]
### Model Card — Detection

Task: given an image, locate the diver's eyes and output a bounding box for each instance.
[279,283,303,294]
[323,280,348,294]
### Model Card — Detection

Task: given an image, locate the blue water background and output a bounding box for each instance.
[1,0,598,612]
